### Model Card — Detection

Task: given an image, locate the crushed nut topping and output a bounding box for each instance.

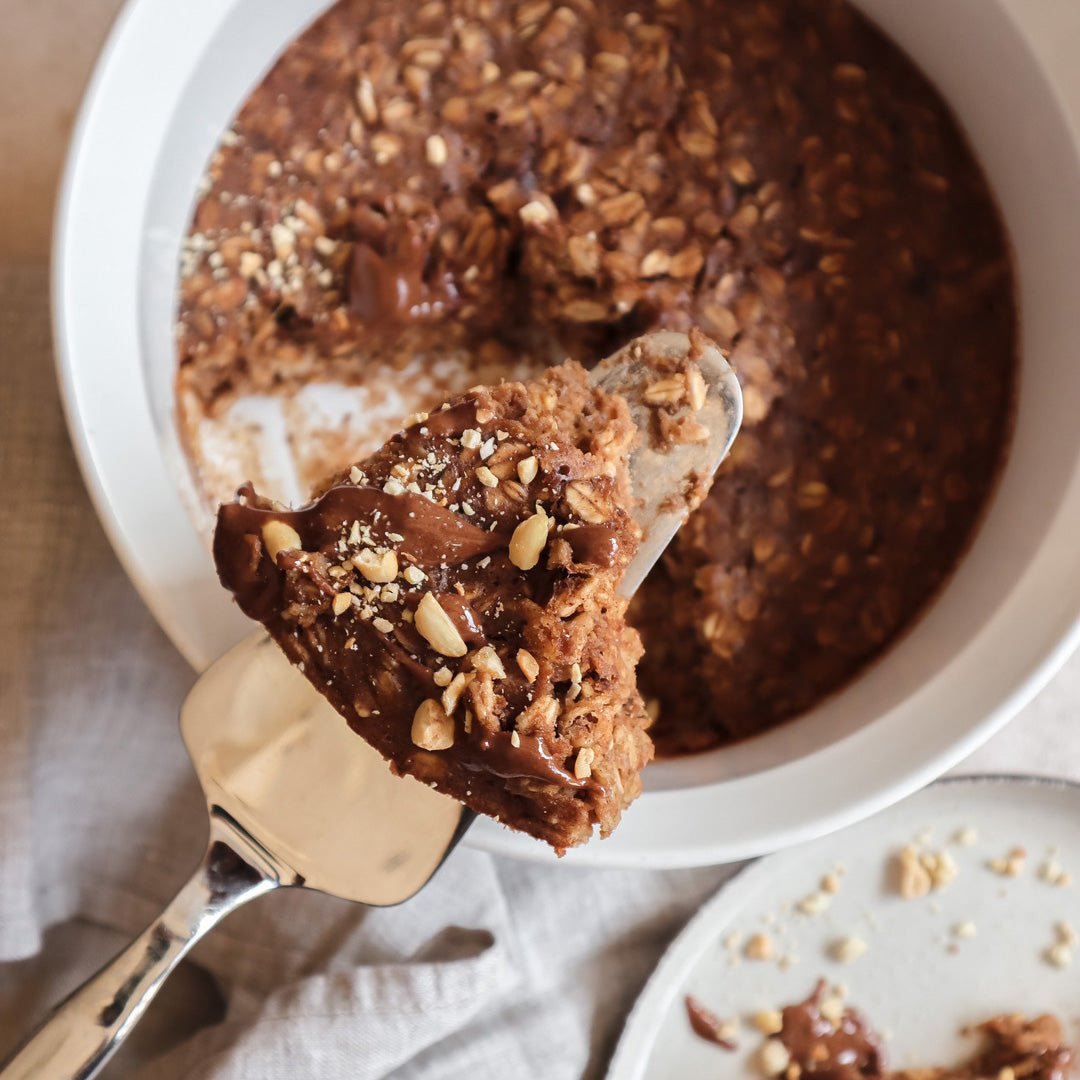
[896,845,932,899]
[509,507,550,570]
[403,565,427,586]
[894,844,956,898]
[412,699,454,751]
[516,648,540,683]
[574,747,595,780]
[759,1038,792,1077]
[416,592,469,657]
[752,1010,784,1036]
[517,456,539,485]
[441,671,473,715]
[989,848,1027,878]
[261,520,302,562]
[1045,941,1072,970]
[797,892,830,917]
[471,645,506,679]
[1039,858,1072,887]
[353,547,399,583]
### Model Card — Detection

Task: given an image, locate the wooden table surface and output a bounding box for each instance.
[0,0,126,260]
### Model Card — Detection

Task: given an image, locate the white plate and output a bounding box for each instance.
[53,0,1080,868]
[608,776,1080,1079]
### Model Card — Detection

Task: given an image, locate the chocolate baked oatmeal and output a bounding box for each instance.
[179,0,1017,754]
[709,982,1074,1080]
[214,363,653,852]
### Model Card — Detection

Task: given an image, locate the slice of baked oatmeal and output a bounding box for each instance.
[213,362,653,852]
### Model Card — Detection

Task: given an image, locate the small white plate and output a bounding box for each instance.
[607,776,1080,1079]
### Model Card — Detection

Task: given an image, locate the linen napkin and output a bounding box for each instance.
[2,259,1080,1078]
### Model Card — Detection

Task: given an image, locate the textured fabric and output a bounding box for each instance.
[2,259,1080,1077]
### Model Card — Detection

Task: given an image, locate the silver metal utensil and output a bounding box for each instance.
[0,331,741,1080]
[591,331,743,598]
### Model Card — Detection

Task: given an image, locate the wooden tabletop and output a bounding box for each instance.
[0,0,126,260]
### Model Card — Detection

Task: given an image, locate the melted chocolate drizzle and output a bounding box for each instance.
[564,524,623,567]
[215,482,507,625]
[214,481,595,795]
[685,995,738,1051]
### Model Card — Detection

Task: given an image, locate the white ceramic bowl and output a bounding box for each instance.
[54,0,1080,867]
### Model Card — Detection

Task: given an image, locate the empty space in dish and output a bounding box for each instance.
[180,351,549,519]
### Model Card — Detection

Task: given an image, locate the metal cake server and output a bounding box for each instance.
[0,331,741,1080]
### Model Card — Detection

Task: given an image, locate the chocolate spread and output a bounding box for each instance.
[777,982,884,1080]
[685,995,738,1051]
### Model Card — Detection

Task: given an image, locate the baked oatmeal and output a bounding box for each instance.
[179,0,1016,754]
[214,363,653,852]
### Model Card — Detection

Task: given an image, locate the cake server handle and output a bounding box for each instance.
[0,812,281,1080]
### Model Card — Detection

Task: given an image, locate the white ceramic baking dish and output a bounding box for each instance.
[53,0,1080,866]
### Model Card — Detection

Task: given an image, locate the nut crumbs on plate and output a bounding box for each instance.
[692,981,1075,1080]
